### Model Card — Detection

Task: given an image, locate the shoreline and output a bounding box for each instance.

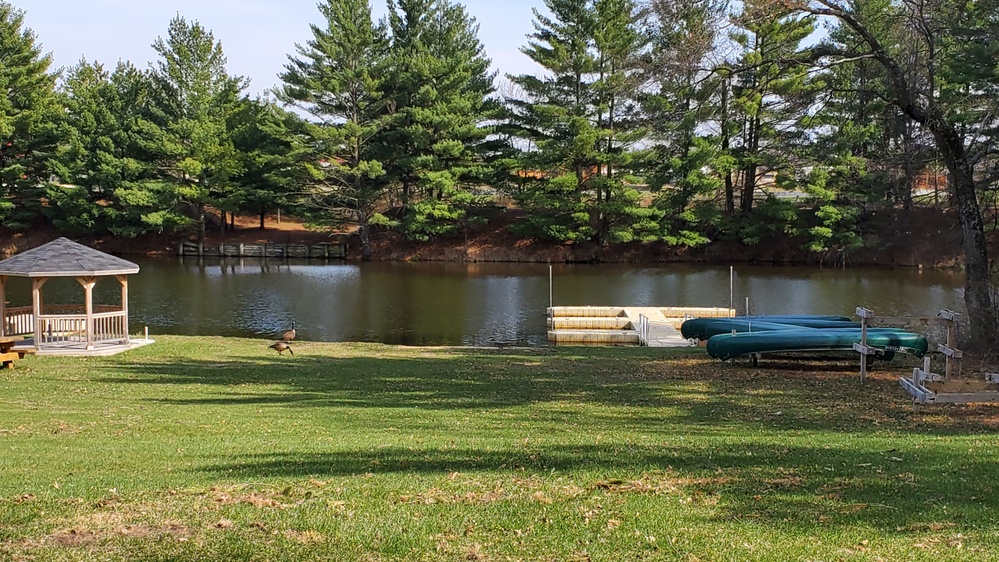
[0,206,970,269]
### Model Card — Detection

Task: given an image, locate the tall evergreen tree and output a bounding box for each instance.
[727,0,817,214]
[379,0,497,241]
[54,60,176,236]
[508,0,653,244]
[149,15,247,244]
[508,0,599,243]
[0,2,60,230]
[279,0,389,259]
[797,0,903,260]
[643,0,725,245]
[229,98,313,231]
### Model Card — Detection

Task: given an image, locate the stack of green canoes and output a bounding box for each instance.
[680,315,929,361]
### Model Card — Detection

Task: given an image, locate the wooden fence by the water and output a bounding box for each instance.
[176,241,348,259]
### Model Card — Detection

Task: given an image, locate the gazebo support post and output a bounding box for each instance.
[117,275,129,343]
[78,277,96,350]
[32,278,47,349]
[0,275,6,337]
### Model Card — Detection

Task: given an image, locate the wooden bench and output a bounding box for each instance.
[0,337,30,369]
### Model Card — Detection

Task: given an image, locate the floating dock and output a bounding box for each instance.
[547,306,735,347]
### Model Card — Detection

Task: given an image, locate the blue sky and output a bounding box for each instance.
[21,0,543,97]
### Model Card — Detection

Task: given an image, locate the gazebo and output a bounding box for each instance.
[0,237,150,356]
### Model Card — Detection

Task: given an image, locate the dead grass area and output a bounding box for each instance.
[21,508,191,550]
[7,486,312,554]
[47,521,190,547]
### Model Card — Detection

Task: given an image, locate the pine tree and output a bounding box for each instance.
[378,0,497,241]
[229,98,313,231]
[55,60,174,236]
[643,0,725,245]
[727,0,817,214]
[798,0,902,260]
[278,0,389,259]
[149,15,247,244]
[508,0,651,244]
[0,2,60,230]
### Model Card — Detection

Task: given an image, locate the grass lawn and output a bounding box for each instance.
[1,336,997,561]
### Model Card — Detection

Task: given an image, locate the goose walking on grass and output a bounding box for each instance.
[269,341,294,356]
[281,322,297,342]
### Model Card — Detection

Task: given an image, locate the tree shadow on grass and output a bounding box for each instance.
[196,440,998,533]
[78,344,999,534]
[92,346,999,435]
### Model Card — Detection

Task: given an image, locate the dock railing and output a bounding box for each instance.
[638,314,650,346]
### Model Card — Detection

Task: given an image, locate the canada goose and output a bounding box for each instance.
[281,322,297,342]
[269,341,294,356]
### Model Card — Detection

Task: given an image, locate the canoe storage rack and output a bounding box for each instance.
[896,309,999,405]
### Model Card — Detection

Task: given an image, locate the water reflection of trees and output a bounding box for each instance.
[96,259,967,345]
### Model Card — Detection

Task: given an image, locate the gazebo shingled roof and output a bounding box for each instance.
[0,238,139,278]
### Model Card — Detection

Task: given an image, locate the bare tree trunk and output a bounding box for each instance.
[359,223,373,261]
[741,115,760,214]
[741,164,757,214]
[721,77,735,214]
[725,172,734,213]
[901,123,915,211]
[932,124,997,346]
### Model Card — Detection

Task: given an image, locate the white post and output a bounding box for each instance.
[936,309,961,380]
[549,265,553,309]
[855,307,875,383]
[745,297,750,317]
[31,278,47,349]
[729,266,734,315]
[945,320,955,380]
[860,314,868,382]
[0,275,6,338]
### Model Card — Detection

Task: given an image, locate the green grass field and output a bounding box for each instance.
[0,336,996,561]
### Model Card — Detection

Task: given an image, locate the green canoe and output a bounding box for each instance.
[680,315,854,340]
[699,319,862,340]
[706,328,929,360]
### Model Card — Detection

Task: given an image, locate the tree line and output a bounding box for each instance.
[2,0,998,343]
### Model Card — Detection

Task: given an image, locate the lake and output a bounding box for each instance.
[5,258,965,346]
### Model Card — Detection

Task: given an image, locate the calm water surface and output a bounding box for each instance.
[6,258,965,346]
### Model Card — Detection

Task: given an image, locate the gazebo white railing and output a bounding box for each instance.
[3,306,33,336]
[27,305,129,345]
